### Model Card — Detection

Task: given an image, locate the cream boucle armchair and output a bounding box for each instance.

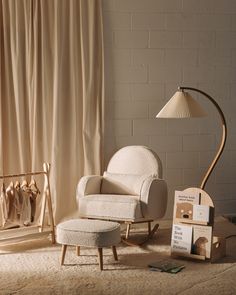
[76,146,167,243]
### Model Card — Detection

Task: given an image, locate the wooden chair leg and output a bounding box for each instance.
[61,244,67,265]
[97,248,103,271]
[76,246,80,256]
[125,223,131,239]
[122,223,159,247]
[112,245,118,261]
[148,221,151,235]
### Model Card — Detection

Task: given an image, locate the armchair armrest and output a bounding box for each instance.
[76,175,103,200]
[140,177,168,220]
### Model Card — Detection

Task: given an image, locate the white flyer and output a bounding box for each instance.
[171,224,193,255]
[193,204,210,222]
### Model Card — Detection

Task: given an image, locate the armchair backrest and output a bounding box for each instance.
[106,146,163,178]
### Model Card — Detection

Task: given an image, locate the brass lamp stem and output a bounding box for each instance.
[179,86,227,190]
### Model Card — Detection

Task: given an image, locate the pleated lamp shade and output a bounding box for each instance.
[156,91,207,118]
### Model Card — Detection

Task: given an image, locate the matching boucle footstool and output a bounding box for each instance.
[56,219,121,270]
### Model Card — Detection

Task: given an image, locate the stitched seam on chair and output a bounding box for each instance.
[84,200,139,204]
[58,227,120,233]
[139,177,156,218]
[138,176,151,200]
[79,214,135,221]
[83,199,139,204]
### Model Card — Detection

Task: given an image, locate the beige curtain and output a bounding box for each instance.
[0,0,104,223]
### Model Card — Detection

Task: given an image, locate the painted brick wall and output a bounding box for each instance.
[102,0,236,218]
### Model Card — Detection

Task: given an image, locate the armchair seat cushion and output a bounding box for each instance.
[79,194,143,221]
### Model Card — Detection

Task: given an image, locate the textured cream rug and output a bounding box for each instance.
[0,217,236,295]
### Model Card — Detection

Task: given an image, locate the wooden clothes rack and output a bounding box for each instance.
[0,163,55,245]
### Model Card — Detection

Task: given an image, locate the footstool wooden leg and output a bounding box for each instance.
[125,223,131,239]
[61,244,67,265]
[97,248,103,271]
[112,245,118,261]
[76,246,80,256]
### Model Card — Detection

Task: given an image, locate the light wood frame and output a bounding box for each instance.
[121,219,160,246]
[60,245,118,271]
[178,87,227,190]
[83,217,160,247]
[0,162,55,245]
[171,187,225,262]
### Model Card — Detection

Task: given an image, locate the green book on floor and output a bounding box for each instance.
[148,260,185,273]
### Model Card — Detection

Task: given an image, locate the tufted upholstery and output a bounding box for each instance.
[79,194,143,220]
[107,146,163,178]
[56,219,121,248]
[77,146,167,222]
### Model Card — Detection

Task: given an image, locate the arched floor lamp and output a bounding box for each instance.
[157,87,228,261]
[156,86,227,190]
